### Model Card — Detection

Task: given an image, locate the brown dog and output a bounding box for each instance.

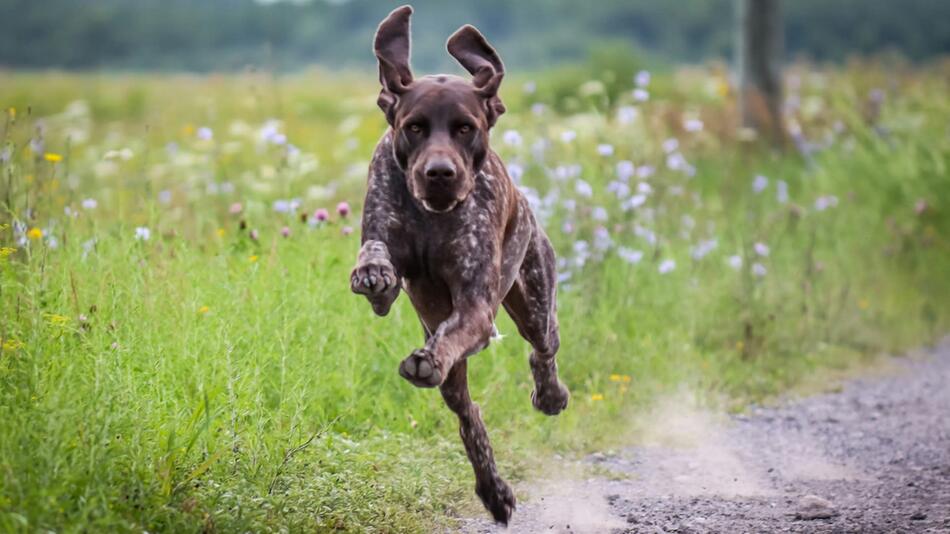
[350,5,569,524]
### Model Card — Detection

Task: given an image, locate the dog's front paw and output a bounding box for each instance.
[476,477,516,525]
[398,348,443,388]
[531,381,570,416]
[350,258,397,296]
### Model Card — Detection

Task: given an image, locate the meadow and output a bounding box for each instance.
[1,60,948,532]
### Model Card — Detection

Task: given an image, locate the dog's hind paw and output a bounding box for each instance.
[531,382,570,415]
[398,348,443,388]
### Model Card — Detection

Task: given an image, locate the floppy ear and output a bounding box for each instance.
[447,25,506,127]
[374,5,414,124]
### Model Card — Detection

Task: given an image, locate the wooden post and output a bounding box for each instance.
[736,0,785,146]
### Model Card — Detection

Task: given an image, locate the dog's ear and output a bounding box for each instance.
[447,25,506,127]
[374,5,414,124]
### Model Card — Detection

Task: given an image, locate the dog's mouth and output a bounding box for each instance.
[421,198,459,214]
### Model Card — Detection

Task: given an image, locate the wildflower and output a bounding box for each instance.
[683,119,704,132]
[46,313,70,327]
[281,226,291,238]
[561,221,574,234]
[507,162,524,182]
[531,103,546,116]
[249,255,259,263]
[229,202,243,215]
[273,199,302,214]
[636,165,655,179]
[216,228,225,238]
[662,138,679,153]
[632,88,649,102]
[617,247,644,265]
[591,206,608,222]
[752,175,769,193]
[776,180,789,204]
[617,106,639,125]
[249,229,259,241]
[197,127,213,140]
[502,130,522,147]
[752,263,767,277]
[635,70,651,87]
[590,393,604,401]
[6,107,14,119]
[198,306,210,314]
[637,182,652,195]
[753,242,770,257]
[690,239,718,260]
[1,338,24,352]
[341,226,354,236]
[0,246,15,259]
[522,81,537,94]
[81,198,97,210]
[622,194,647,211]
[560,130,577,143]
[597,144,614,157]
[27,228,43,240]
[313,208,329,222]
[575,179,593,198]
[728,255,743,270]
[1,145,11,164]
[915,199,928,215]
[337,201,351,218]
[616,160,635,181]
[44,152,63,163]
[593,226,612,251]
[607,180,630,198]
[158,190,172,204]
[814,195,839,211]
[134,227,150,241]
[658,259,676,274]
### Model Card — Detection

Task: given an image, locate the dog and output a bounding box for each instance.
[350,5,570,524]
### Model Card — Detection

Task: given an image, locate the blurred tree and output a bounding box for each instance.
[736,0,785,146]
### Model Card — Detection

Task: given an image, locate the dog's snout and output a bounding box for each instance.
[424,159,456,181]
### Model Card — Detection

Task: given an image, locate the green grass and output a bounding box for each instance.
[1,62,949,532]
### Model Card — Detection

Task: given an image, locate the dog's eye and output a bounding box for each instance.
[457,124,472,135]
[407,123,423,134]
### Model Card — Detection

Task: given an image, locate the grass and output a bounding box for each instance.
[1,61,948,532]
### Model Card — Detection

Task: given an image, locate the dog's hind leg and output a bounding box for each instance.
[440,359,516,524]
[503,231,570,415]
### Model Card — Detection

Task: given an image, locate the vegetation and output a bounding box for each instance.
[1,60,948,532]
[1,0,949,71]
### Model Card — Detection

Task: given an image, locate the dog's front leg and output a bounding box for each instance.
[399,295,494,388]
[350,239,400,316]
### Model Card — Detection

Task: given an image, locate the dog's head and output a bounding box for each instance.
[374,5,506,214]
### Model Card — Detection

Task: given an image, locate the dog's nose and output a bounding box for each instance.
[424,159,456,181]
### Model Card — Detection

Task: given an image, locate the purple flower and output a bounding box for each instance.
[336,201,351,218]
[229,202,243,215]
[341,226,354,236]
[281,226,291,238]
[314,208,329,222]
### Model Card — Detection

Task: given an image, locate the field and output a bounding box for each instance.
[1,61,949,532]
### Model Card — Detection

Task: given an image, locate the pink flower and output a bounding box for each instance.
[341,226,354,236]
[313,208,329,222]
[229,202,243,215]
[337,201,350,218]
[249,229,259,241]
[281,226,291,238]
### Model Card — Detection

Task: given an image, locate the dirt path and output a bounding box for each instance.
[461,339,950,533]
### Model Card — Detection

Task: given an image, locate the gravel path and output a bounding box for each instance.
[462,338,950,533]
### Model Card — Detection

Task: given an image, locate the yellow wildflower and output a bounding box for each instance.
[590,393,604,401]
[182,124,195,136]
[249,255,259,263]
[7,107,14,120]
[735,340,745,352]
[27,227,43,240]
[858,299,870,310]
[2,338,25,352]
[216,228,225,238]
[198,305,210,314]
[0,246,15,259]
[44,152,63,163]
[609,374,622,382]
[621,375,632,383]
[45,313,71,327]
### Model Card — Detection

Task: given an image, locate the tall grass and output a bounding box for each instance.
[1,62,948,531]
